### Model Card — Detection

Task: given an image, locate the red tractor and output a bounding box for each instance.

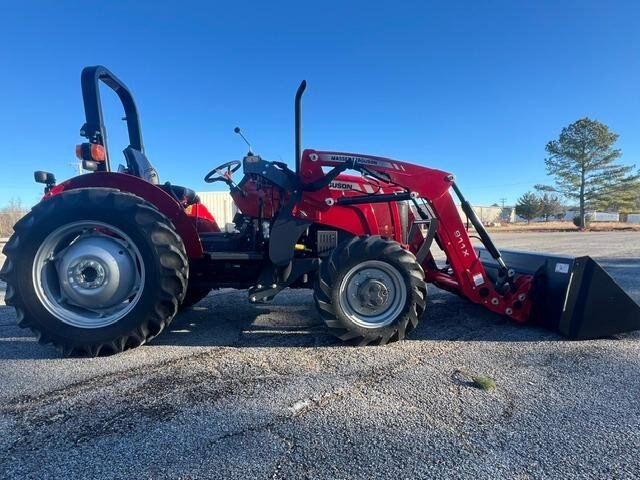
[2,66,638,355]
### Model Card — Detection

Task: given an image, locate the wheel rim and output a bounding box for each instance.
[32,221,145,329]
[338,260,407,328]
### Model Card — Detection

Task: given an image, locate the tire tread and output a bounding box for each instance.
[313,235,427,346]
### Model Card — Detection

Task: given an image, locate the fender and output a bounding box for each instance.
[45,172,205,259]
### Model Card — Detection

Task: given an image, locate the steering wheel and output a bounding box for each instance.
[204,160,242,184]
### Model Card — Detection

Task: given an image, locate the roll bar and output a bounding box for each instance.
[80,65,144,171]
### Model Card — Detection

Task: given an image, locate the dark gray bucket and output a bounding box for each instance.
[477,248,640,339]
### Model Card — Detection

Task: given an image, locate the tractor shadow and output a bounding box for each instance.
[415,292,563,343]
[154,287,568,349]
[152,289,337,349]
[2,255,638,359]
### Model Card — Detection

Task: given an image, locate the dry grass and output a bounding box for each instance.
[587,222,640,231]
[486,221,640,233]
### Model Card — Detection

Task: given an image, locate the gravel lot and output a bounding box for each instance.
[1,232,639,479]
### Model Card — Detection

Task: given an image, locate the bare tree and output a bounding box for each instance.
[0,199,27,237]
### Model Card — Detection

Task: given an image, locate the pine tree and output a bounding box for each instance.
[591,184,640,213]
[544,118,640,228]
[515,192,542,223]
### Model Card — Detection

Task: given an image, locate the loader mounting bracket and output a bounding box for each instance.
[249,258,319,303]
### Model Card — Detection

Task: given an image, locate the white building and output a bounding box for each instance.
[562,210,620,222]
[197,192,237,226]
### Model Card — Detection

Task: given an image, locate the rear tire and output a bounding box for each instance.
[0,188,188,356]
[314,236,427,346]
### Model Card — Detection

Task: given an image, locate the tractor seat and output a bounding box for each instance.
[121,147,198,207]
[160,182,200,206]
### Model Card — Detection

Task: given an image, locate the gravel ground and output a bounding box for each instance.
[0,231,639,479]
[0,250,5,305]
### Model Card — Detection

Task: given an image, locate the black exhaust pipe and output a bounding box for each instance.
[477,248,640,339]
[294,80,306,176]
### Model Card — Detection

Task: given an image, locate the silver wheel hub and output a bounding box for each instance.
[33,221,145,329]
[339,260,407,328]
[69,259,106,289]
[356,279,390,312]
[56,235,137,310]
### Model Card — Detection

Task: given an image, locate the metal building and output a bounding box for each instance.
[457,204,516,225]
[197,191,237,227]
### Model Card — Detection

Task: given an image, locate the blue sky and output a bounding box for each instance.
[1,1,639,207]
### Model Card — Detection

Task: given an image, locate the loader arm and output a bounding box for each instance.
[420,186,534,321]
[299,150,535,322]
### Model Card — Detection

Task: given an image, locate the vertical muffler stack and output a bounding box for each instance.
[477,248,640,339]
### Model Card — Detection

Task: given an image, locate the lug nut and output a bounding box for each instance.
[518,293,526,301]
[491,298,499,305]
[505,308,513,315]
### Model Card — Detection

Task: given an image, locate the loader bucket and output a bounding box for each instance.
[477,248,640,340]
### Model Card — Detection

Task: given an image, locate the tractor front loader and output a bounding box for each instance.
[2,65,639,356]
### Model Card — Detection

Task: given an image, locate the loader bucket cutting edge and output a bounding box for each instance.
[477,248,640,340]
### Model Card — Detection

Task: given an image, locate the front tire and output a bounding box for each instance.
[0,188,188,356]
[314,236,427,346]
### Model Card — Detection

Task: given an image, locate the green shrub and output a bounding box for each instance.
[572,214,592,228]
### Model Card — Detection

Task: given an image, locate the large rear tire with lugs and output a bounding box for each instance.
[0,188,188,356]
[314,236,427,346]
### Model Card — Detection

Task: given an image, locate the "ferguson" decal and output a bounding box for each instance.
[329,181,376,193]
